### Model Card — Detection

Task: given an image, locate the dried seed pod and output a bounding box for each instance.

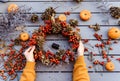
[84,47,88,52]
[116,58,120,61]
[99,61,105,66]
[83,39,89,44]
[55,50,65,60]
[41,58,50,66]
[74,0,83,3]
[93,60,99,65]
[118,20,120,25]
[64,11,71,15]
[89,23,100,31]
[88,66,92,69]
[14,38,21,45]
[31,14,39,23]
[69,19,78,27]
[94,33,102,41]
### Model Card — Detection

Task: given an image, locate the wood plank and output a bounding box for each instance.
[10,72,120,81]
[4,34,120,55]
[9,26,120,55]
[34,56,120,71]
[23,26,119,39]
[9,27,120,55]
[0,2,119,13]
[35,40,120,54]
[0,1,119,81]
[8,0,120,2]
[14,13,119,25]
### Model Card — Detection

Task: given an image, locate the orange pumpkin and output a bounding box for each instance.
[8,4,18,13]
[80,10,92,21]
[20,32,30,41]
[108,27,120,39]
[105,61,115,71]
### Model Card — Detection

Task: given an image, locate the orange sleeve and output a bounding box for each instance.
[20,61,36,81]
[73,56,90,81]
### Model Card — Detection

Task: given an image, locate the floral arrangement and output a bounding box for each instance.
[0,6,81,80]
[0,5,31,40]
[28,7,81,65]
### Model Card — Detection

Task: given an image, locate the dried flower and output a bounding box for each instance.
[62,25,73,36]
[30,14,39,23]
[69,19,78,27]
[74,0,83,3]
[55,49,65,60]
[41,7,56,21]
[14,38,21,45]
[36,36,45,50]
[0,5,31,40]
[89,23,100,31]
[52,22,62,34]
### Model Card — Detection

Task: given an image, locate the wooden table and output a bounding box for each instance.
[0,0,120,81]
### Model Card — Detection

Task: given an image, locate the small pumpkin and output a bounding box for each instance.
[20,32,30,41]
[108,27,120,39]
[105,61,115,71]
[80,10,92,21]
[8,4,18,13]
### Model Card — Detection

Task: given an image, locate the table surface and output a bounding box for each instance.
[0,0,120,81]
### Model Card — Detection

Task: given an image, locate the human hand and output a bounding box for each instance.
[24,46,35,62]
[77,41,84,56]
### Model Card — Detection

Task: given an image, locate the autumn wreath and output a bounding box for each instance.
[28,7,81,65]
[0,6,80,80]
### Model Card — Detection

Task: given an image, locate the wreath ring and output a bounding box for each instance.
[28,7,81,66]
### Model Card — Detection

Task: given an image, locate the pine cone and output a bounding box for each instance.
[110,7,120,19]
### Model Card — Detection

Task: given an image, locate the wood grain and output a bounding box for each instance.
[0,0,120,81]
[0,2,119,13]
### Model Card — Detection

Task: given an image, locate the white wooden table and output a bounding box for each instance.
[0,0,120,81]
